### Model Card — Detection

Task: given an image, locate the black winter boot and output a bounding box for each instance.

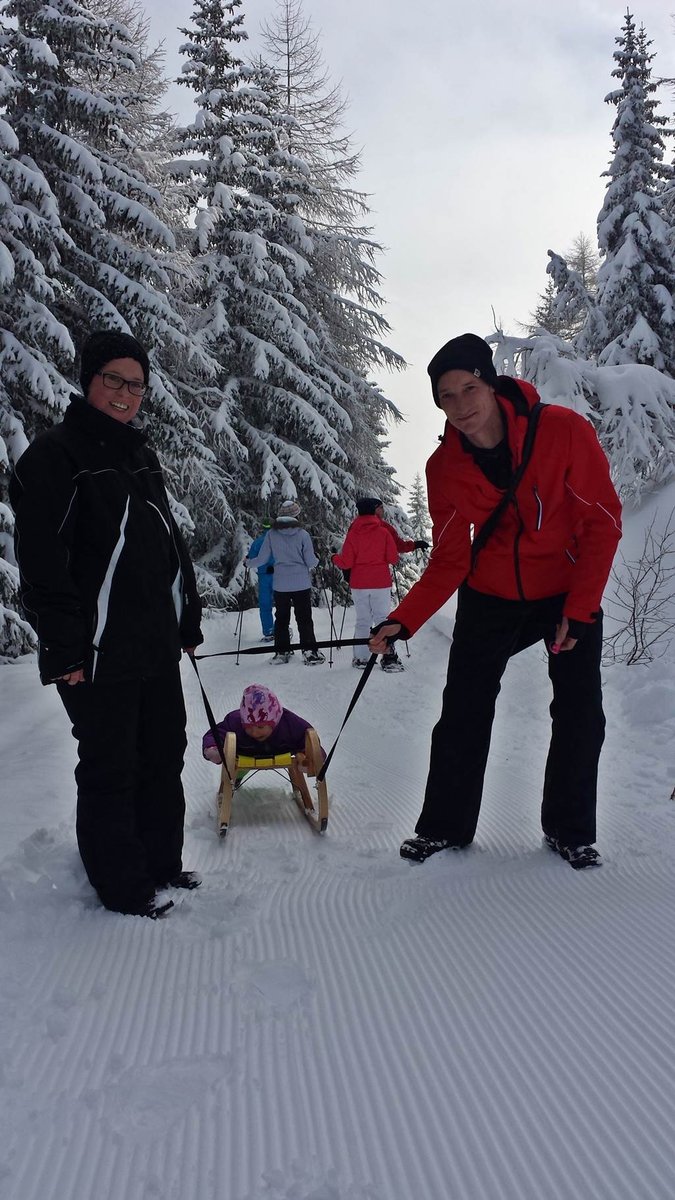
[400,836,460,863]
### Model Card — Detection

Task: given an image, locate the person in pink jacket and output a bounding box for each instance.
[333,497,426,672]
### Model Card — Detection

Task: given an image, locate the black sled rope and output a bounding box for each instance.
[187,653,234,782]
[315,654,378,782]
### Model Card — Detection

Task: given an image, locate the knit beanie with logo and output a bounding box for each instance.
[239,685,283,730]
[426,333,498,406]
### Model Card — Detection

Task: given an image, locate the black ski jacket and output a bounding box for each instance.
[9,394,203,685]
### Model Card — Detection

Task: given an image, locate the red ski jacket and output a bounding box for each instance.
[382,520,416,554]
[333,515,399,589]
[391,379,622,637]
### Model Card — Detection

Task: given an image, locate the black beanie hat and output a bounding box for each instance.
[79,330,150,397]
[356,496,383,516]
[427,333,498,406]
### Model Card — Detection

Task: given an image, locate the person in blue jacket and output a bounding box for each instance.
[247,521,275,640]
[246,500,325,665]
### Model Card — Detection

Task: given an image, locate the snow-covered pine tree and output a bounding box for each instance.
[0,26,75,654]
[544,250,608,368]
[529,235,600,343]
[514,17,675,497]
[528,278,566,338]
[491,326,599,419]
[81,0,175,157]
[2,0,232,592]
[593,12,675,373]
[570,232,601,292]
[489,324,675,498]
[257,0,405,523]
[595,362,675,498]
[173,0,399,587]
[259,0,363,227]
[407,472,431,545]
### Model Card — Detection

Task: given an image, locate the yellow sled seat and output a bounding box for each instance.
[236,752,293,770]
[216,729,328,840]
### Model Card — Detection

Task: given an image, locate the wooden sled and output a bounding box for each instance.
[216,728,328,839]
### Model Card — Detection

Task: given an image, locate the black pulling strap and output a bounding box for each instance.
[315,654,378,783]
[471,401,543,567]
[188,653,234,782]
[194,637,371,660]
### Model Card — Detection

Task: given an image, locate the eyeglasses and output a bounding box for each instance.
[96,371,147,397]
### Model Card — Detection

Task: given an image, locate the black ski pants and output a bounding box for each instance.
[57,665,187,914]
[416,584,605,849]
[274,588,319,652]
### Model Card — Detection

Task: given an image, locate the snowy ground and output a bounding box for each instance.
[2,536,675,1199]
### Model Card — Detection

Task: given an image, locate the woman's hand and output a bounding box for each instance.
[58,668,85,686]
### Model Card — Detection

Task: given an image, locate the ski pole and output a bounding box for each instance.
[338,599,347,643]
[336,564,348,643]
[318,568,339,661]
[391,565,410,658]
[320,568,334,669]
[327,567,337,668]
[235,567,248,666]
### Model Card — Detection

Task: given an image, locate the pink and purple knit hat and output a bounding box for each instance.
[240,684,283,729]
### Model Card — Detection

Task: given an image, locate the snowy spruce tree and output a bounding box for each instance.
[529,235,600,343]
[592,12,675,373]
[1,0,233,599]
[407,472,431,545]
[489,319,675,499]
[513,14,675,499]
[0,25,76,654]
[259,0,364,227]
[544,250,608,369]
[173,0,403,587]
[258,0,405,522]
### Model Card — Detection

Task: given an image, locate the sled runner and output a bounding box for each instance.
[216,728,328,839]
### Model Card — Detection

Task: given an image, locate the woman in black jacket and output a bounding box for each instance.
[10,331,203,918]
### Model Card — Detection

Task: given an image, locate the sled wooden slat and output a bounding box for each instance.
[216,728,328,838]
[216,732,238,839]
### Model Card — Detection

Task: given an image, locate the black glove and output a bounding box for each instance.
[265,565,274,574]
[414,539,429,550]
[370,619,410,644]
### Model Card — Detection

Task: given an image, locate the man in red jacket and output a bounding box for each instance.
[369,333,622,868]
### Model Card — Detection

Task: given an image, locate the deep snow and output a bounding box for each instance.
[1,500,675,1200]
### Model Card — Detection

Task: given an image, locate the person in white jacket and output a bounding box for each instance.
[246,500,325,665]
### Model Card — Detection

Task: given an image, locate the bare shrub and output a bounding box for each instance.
[603,508,675,665]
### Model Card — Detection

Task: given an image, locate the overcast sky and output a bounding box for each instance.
[144,0,675,496]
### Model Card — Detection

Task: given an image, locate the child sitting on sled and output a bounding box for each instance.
[202,684,325,770]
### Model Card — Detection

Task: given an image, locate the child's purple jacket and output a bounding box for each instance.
[202,708,324,760]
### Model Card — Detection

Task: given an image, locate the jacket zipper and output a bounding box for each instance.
[533,486,543,530]
[511,496,526,600]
